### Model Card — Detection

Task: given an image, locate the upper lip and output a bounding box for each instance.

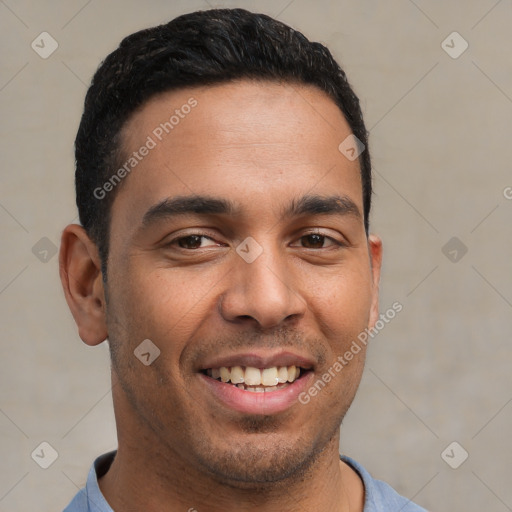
[199,350,315,371]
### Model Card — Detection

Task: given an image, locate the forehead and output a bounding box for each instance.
[112,80,363,227]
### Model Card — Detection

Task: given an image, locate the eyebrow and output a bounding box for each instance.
[142,196,236,226]
[282,194,361,220]
[141,193,361,227]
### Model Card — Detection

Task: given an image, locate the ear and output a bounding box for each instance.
[367,234,383,329]
[59,224,108,346]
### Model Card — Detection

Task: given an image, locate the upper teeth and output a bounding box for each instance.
[209,366,301,386]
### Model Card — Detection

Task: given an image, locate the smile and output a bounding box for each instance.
[204,365,303,392]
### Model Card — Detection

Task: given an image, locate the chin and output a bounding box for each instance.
[192,421,334,488]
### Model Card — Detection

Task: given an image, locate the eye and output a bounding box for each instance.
[171,234,219,249]
[294,233,340,249]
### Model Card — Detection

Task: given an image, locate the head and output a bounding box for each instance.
[60,8,382,488]
[74,8,372,278]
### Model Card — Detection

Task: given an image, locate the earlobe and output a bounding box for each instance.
[59,224,108,346]
[367,234,383,329]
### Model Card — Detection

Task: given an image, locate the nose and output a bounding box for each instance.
[219,245,306,330]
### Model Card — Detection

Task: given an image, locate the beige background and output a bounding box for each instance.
[1,0,511,510]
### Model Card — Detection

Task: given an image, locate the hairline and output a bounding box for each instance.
[96,77,369,280]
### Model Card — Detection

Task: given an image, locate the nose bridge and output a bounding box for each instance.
[220,238,305,328]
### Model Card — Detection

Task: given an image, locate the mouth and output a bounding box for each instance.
[201,365,308,393]
[197,352,315,415]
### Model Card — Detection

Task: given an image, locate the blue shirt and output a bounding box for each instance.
[63,451,428,511]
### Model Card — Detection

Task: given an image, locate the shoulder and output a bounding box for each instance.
[62,452,116,512]
[340,455,428,512]
[63,488,88,512]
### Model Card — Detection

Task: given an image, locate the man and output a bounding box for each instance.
[59,8,427,511]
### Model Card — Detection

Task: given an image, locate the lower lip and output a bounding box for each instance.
[199,372,314,415]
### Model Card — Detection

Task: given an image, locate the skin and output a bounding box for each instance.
[60,80,382,512]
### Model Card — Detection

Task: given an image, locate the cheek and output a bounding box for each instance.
[108,264,223,350]
[308,267,373,341]
[105,267,205,410]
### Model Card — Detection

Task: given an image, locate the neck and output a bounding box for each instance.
[99,434,363,512]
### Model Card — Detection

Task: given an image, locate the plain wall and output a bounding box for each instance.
[1,1,511,510]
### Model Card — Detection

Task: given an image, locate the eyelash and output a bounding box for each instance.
[166,232,343,250]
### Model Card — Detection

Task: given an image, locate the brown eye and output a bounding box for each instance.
[177,235,206,249]
[301,234,326,248]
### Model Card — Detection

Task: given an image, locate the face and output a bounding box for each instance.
[101,81,381,485]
